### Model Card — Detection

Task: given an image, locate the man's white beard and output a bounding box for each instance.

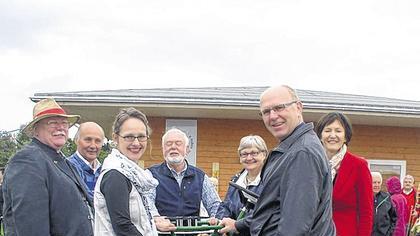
[166,155,184,164]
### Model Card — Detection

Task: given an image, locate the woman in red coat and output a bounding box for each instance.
[316,112,373,236]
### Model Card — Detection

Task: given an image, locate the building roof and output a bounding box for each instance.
[31,86,420,128]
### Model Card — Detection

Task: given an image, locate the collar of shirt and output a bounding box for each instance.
[166,161,187,187]
[237,169,261,188]
[76,151,101,173]
[402,188,414,195]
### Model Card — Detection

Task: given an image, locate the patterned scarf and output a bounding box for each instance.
[103,149,159,230]
[330,144,347,181]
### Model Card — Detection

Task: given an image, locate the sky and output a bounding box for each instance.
[1,0,420,132]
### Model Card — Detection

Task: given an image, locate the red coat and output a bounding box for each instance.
[332,151,374,236]
[402,188,416,223]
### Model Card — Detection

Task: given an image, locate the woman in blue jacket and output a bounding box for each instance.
[217,135,268,235]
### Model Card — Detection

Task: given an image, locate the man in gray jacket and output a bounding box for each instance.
[220,85,336,235]
[2,98,93,236]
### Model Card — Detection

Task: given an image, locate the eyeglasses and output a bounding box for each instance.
[117,134,149,142]
[259,100,298,117]
[239,151,261,158]
[45,120,70,128]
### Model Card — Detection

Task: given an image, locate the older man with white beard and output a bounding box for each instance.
[147,128,221,223]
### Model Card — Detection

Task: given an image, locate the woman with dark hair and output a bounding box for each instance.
[315,112,373,236]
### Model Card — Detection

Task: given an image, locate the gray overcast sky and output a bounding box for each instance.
[1,0,420,131]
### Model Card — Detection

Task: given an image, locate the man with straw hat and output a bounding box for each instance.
[2,98,94,236]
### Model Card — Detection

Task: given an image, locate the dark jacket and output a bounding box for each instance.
[2,139,93,236]
[235,123,336,236]
[372,191,397,236]
[148,162,205,217]
[217,170,263,236]
[68,152,102,201]
[217,170,263,219]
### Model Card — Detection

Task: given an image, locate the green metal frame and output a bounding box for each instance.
[163,218,223,236]
[164,181,259,235]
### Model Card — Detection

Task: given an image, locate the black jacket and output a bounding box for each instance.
[216,170,263,236]
[235,123,336,236]
[372,191,397,236]
[2,139,93,236]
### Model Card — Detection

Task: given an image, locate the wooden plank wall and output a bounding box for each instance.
[140,117,420,199]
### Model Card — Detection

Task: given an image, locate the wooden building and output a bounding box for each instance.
[31,87,420,197]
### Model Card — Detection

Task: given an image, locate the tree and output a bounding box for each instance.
[97,142,111,163]
[0,130,18,168]
[61,138,77,157]
[61,138,110,162]
[14,127,31,147]
[0,127,31,168]
[0,126,111,169]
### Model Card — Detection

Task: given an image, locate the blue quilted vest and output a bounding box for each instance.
[148,162,205,217]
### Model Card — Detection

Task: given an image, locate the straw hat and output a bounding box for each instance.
[23,98,80,135]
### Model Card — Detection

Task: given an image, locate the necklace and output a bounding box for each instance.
[246,175,256,184]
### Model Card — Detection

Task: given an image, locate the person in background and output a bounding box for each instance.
[197,177,220,236]
[220,85,335,235]
[386,176,408,236]
[209,177,219,192]
[315,111,373,236]
[414,187,420,235]
[2,98,93,236]
[147,128,221,220]
[371,171,397,236]
[402,175,418,228]
[200,177,219,217]
[216,135,268,231]
[94,108,175,236]
[69,122,105,200]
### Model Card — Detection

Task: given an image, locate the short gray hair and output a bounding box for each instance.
[371,172,383,183]
[237,135,268,156]
[162,128,189,147]
[404,175,414,182]
[283,85,300,101]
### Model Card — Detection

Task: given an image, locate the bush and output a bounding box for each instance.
[0,127,110,168]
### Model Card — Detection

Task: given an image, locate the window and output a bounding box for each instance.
[165,119,197,166]
[368,159,406,191]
